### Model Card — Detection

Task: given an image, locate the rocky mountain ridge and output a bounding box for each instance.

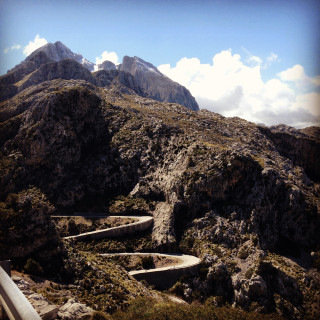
[10,41,95,72]
[0,45,319,319]
[1,41,199,111]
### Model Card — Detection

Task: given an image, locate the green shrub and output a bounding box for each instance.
[141,256,154,269]
[109,297,285,320]
[179,236,195,253]
[187,156,196,167]
[238,247,249,260]
[67,219,79,235]
[245,267,255,279]
[24,258,43,275]
[91,311,111,320]
[168,281,184,297]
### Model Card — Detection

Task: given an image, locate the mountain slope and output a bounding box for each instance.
[0,49,319,319]
[120,56,199,111]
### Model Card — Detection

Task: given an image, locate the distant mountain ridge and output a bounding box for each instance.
[1,41,199,110]
[9,41,95,72]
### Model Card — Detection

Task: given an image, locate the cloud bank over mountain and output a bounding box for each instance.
[158,50,320,128]
[4,34,48,57]
[95,50,120,66]
[3,32,319,128]
[23,34,48,56]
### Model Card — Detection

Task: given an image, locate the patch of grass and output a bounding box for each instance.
[109,297,285,320]
[250,155,265,168]
[91,311,111,320]
[108,196,153,216]
[72,229,153,254]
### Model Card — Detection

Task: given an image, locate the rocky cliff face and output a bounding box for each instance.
[1,79,319,248]
[0,187,59,260]
[0,52,319,319]
[120,56,199,111]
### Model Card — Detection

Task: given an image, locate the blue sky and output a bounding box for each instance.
[0,0,319,127]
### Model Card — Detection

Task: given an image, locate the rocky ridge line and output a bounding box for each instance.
[0,41,199,111]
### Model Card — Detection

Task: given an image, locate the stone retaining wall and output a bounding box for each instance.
[62,216,153,240]
[101,253,201,289]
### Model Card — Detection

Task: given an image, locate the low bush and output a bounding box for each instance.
[109,297,285,320]
[91,311,111,320]
[24,258,43,275]
[238,247,249,260]
[141,256,154,269]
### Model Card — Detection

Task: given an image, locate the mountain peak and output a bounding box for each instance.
[26,41,94,71]
[3,41,198,111]
[121,55,199,110]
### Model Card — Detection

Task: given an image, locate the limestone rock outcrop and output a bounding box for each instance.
[12,276,59,320]
[58,299,93,320]
[120,56,199,111]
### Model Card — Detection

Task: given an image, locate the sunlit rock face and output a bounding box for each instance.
[120,55,199,111]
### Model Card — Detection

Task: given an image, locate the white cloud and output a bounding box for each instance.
[95,51,119,66]
[248,55,263,66]
[278,64,306,82]
[158,50,320,128]
[3,44,21,54]
[23,34,48,56]
[242,47,278,69]
[263,52,279,69]
[266,52,278,63]
[278,64,320,88]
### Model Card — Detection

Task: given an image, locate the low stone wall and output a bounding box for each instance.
[101,253,201,289]
[62,216,153,240]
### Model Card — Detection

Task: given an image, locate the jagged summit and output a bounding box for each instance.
[120,55,199,111]
[1,41,199,111]
[121,56,163,76]
[25,41,95,71]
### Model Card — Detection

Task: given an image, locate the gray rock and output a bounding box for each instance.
[12,276,31,290]
[25,41,94,71]
[120,56,199,111]
[27,292,59,320]
[18,59,97,92]
[11,278,59,320]
[58,298,93,320]
[247,275,267,297]
[96,60,116,71]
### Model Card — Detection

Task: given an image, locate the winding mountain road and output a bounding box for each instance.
[101,252,201,289]
[52,215,153,240]
[56,215,201,288]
